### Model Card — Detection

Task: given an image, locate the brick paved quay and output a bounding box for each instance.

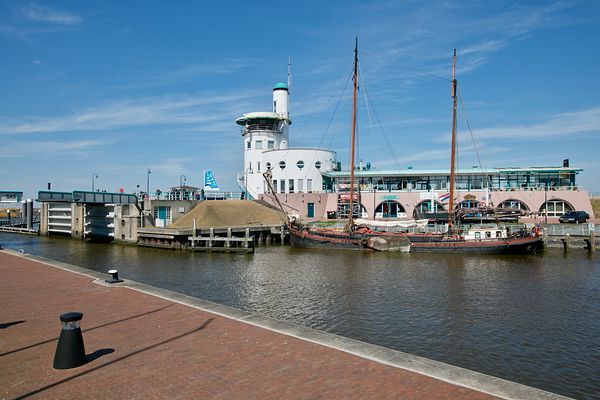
[0,250,568,399]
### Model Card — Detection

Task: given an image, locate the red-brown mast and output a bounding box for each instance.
[347,37,359,231]
[448,49,458,228]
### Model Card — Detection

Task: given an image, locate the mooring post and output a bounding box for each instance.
[226,228,232,248]
[245,228,250,248]
[280,225,285,243]
[561,233,570,252]
[589,229,596,252]
[209,227,214,248]
[542,227,548,248]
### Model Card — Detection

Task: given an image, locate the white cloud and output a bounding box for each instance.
[0,91,259,135]
[109,58,263,91]
[471,107,600,139]
[19,3,82,26]
[0,2,82,38]
[0,139,110,159]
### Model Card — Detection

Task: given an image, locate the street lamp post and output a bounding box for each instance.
[91,173,98,192]
[179,175,187,200]
[544,183,548,224]
[245,166,253,200]
[146,169,151,199]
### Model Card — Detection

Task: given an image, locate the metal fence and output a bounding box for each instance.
[543,223,594,236]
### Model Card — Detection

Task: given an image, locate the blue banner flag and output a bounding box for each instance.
[204,170,219,190]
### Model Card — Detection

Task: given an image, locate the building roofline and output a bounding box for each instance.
[263,147,337,155]
[235,112,291,125]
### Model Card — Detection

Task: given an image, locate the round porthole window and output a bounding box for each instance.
[279,161,286,169]
[266,162,271,170]
[315,161,322,169]
[297,160,304,169]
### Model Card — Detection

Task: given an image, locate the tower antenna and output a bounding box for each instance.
[287,56,292,94]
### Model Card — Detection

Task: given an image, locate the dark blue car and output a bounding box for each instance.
[559,211,589,223]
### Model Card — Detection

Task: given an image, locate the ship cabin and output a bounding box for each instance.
[464,227,508,241]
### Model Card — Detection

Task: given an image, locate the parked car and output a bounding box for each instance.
[559,211,589,223]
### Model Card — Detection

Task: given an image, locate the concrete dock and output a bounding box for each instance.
[0,250,569,399]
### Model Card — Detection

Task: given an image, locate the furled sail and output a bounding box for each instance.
[354,219,430,229]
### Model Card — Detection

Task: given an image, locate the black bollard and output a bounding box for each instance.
[53,312,86,369]
[105,269,123,284]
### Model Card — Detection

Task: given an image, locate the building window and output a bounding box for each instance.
[459,200,479,209]
[297,160,304,169]
[268,140,275,149]
[255,140,263,150]
[279,161,286,169]
[280,180,285,193]
[539,200,573,218]
[315,161,322,169]
[257,162,261,172]
[375,201,406,219]
[153,206,172,222]
[499,200,529,210]
[307,179,313,193]
[289,179,294,193]
[246,141,251,150]
[413,201,445,218]
[297,179,304,193]
[273,180,277,193]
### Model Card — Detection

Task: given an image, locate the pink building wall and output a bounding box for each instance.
[261,188,594,221]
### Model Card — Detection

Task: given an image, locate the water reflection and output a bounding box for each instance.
[1,233,598,399]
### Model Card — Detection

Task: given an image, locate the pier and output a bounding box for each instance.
[542,223,598,251]
[0,249,569,400]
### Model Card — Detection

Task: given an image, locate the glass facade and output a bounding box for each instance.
[328,169,579,192]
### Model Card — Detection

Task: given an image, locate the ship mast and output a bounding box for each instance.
[347,37,359,231]
[448,49,458,229]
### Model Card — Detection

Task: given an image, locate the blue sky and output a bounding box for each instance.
[1,0,599,199]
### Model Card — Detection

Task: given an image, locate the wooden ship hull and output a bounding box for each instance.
[409,235,543,254]
[289,224,410,252]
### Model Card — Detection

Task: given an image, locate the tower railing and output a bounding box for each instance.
[240,127,281,136]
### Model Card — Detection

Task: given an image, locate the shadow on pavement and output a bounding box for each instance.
[0,320,25,329]
[15,318,215,400]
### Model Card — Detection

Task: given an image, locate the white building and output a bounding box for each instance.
[237,83,337,199]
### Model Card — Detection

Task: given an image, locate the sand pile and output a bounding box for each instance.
[171,200,286,228]
[591,198,600,219]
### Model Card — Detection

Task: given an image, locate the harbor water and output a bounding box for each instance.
[1,232,598,399]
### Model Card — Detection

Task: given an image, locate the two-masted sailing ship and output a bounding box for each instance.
[270,42,542,254]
